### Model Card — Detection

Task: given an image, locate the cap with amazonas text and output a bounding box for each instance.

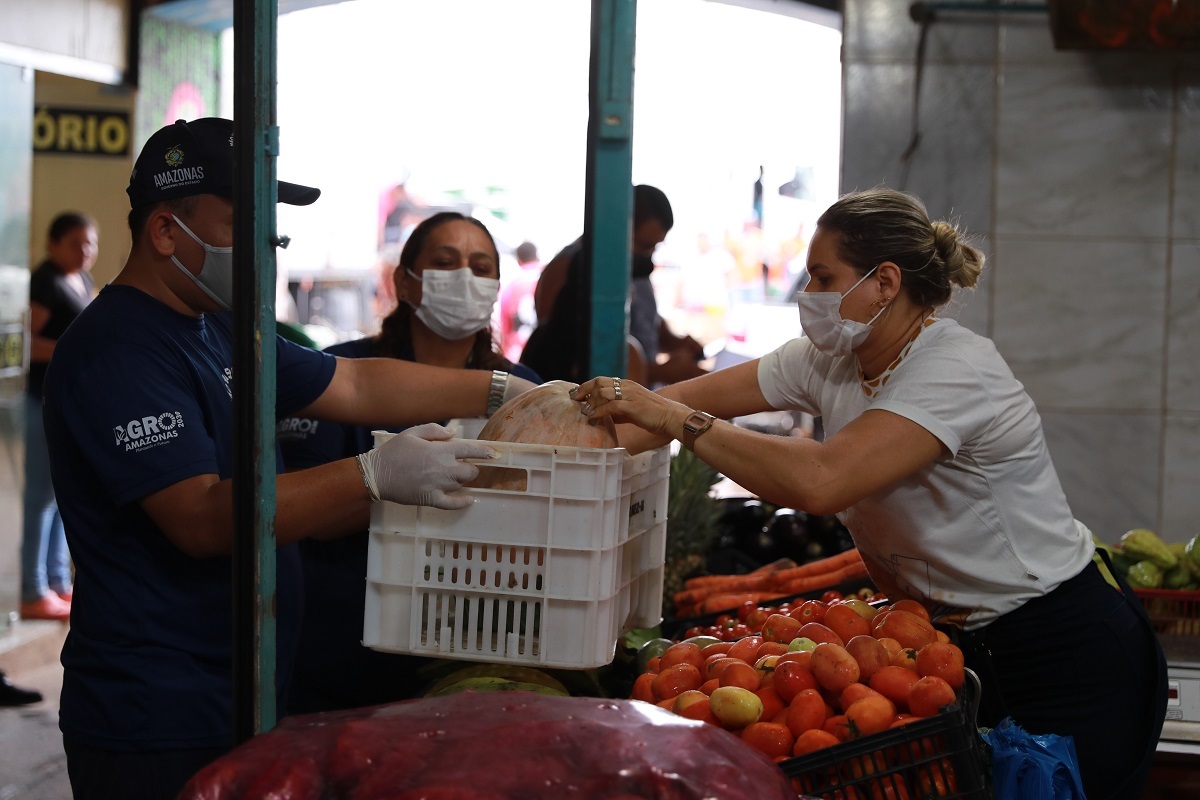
[126,117,320,208]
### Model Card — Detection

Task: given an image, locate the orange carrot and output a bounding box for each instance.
[698,591,785,615]
[678,549,864,604]
[684,557,798,590]
[771,560,870,597]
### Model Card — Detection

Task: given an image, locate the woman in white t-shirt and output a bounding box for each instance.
[573,188,1165,800]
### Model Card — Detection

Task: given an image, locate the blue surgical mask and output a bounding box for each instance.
[170,215,234,310]
[796,265,886,356]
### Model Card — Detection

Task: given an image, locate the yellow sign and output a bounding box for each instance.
[3,332,22,370]
[33,106,131,157]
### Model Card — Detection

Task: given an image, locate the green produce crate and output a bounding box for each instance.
[779,669,992,800]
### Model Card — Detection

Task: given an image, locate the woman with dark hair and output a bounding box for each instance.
[20,211,97,622]
[573,188,1166,800]
[279,211,540,713]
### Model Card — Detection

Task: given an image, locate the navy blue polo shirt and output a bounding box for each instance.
[43,284,336,751]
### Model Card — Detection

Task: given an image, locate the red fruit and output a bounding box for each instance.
[869,665,921,712]
[797,622,845,648]
[726,635,764,664]
[659,641,705,672]
[771,660,819,704]
[789,599,828,624]
[762,613,803,644]
[809,643,860,692]
[845,634,889,681]
[652,663,703,701]
[785,688,828,736]
[741,722,796,760]
[908,675,957,718]
[719,660,762,692]
[915,642,966,690]
[873,609,937,651]
[824,602,871,643]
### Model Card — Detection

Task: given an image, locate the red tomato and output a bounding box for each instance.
[789,599,829,624]
[771,660,819,704]
[737,600,758,623]
[762,613,803,644]
[844,694,897,737]
[726,623,752,640]
[746,607,773,632]
[785,688,828,737]
[631,672,656,703]
[651,663,703,701]
[821,590,844,604]
[659,642,704,672]
[908,675,956,718]
[740,721,795,760]
[726,635,764,664]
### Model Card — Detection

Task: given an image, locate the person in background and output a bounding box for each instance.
[19,212,98,623]
[279,211,541,714]
[498,239,541,362]
[523,184,705,387]
[0,668,43,707]
[573,187,1166,800]
[41,118,535,800]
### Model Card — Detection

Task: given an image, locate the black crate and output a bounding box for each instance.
[779,670,992,800]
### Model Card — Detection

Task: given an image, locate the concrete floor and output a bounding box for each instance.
[0,392,72,800]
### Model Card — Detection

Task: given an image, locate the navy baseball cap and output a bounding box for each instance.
[126,117,320,208]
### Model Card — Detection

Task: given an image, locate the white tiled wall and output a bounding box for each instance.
[841,0,1200,543]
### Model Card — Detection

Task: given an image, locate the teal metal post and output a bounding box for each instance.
[231,0,281,741]
[585,0,636,379]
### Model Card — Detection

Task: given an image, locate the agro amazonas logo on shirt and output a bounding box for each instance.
[114,412,185,451]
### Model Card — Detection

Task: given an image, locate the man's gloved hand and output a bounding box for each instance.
[357,423,496,510]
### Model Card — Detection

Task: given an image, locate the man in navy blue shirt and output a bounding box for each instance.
[41,118,533,800]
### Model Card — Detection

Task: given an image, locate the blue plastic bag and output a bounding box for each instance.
[983,717,1087,799]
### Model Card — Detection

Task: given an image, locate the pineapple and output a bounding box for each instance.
[663,447,724,617]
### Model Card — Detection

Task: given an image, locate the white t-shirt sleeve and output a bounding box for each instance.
[868,338,999,455]
[757,337,822,415]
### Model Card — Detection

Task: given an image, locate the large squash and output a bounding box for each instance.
[471,380,619,491]
[477,380,618,448]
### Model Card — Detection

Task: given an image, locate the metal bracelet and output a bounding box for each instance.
[487,370,509,416]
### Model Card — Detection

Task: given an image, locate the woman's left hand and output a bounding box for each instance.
[570,376,682,439]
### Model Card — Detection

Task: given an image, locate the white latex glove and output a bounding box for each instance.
[357,423,497,510]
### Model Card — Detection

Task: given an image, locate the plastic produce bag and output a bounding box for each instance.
[179,692,800,800]
[983,717,1087,800]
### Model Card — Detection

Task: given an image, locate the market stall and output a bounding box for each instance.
[177,388,1004,799]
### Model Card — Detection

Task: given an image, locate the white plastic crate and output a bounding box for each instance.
[364,436,670,669]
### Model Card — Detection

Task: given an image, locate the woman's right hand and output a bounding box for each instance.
[570,376,686,444]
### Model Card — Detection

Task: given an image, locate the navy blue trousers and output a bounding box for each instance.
[957,560,1167,800]
[63,736,228,800]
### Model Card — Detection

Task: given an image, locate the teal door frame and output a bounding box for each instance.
[585,0,636,379]
[230,0,283,741]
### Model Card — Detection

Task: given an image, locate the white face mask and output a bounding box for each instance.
[796,265,886,356]
[407,267,499,340]
[170,215,235,310]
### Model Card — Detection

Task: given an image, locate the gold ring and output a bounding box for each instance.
[613,378,622,401]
